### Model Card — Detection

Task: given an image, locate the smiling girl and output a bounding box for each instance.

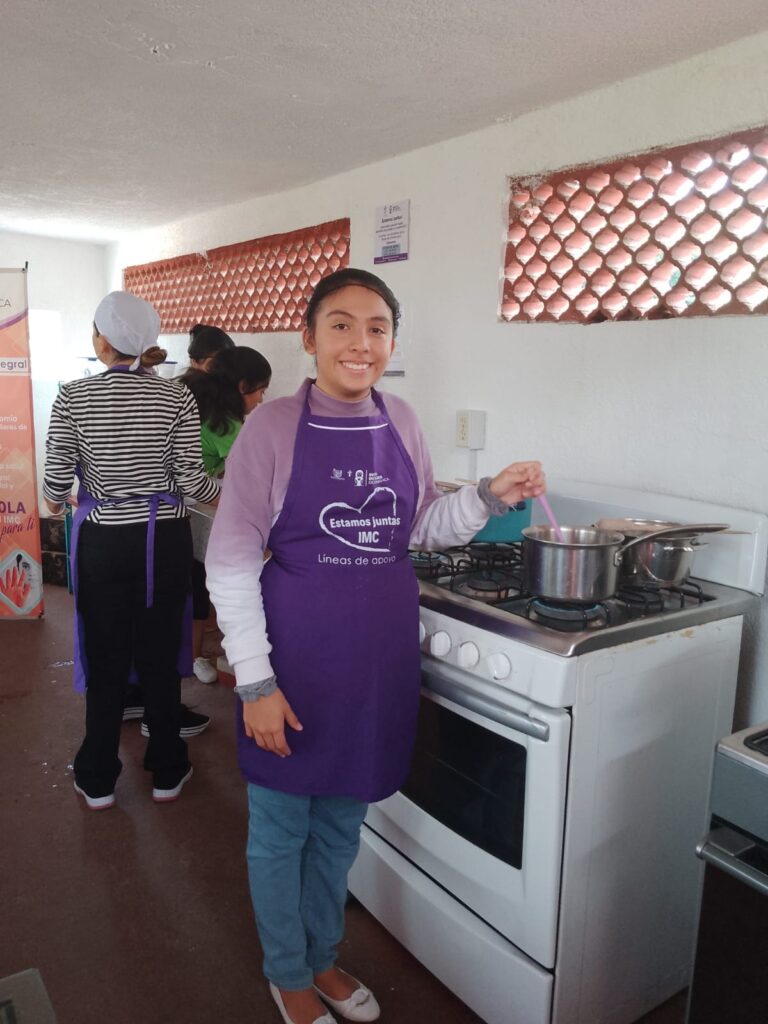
[206,268,545,1024]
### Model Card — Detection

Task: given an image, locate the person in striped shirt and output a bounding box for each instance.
[43,291,220,810]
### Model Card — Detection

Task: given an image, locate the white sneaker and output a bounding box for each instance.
[152,767,193,803]
[193,657,217,684]
[74,781,115,811]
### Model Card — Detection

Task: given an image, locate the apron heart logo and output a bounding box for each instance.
[319,487,400,553]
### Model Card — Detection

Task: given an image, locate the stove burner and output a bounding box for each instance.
[448,542,523,573]
[451,568,520,603]
[617,580,709,613]
[616,585,665,614]
[526,598,610,627]
[668,580,707,606]
[410,550,454,580]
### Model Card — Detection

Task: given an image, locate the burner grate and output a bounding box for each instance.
[410,542,525,590]
[409,550,456,581]
[411,543,718,632]
[450,568,522,604]
[617,579,711,613]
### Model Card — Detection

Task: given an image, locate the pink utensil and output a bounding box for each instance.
[537,494,565,543]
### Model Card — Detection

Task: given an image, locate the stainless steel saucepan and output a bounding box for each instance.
[522,523,728,603]
[595,519,730,586]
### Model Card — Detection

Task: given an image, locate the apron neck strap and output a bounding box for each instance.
[302,379,386,418]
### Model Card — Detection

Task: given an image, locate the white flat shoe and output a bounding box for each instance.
[192,656,217,684]
[269,982,337,1024]
[314,976,380,1022]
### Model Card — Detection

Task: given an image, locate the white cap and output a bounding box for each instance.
[93,292,161,367]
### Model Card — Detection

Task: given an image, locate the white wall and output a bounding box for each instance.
[110,32,768,725]
[0,230,109,506]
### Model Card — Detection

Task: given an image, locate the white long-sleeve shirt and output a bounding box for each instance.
[206,381,490,688]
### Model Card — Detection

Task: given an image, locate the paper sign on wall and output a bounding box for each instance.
[374,200,410,264]
[0,267,44,619]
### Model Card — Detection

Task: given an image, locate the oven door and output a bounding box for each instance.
[364,654,571,969]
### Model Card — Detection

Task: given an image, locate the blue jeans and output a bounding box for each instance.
[246,783,368,990]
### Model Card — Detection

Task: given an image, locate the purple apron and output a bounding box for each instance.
[69,366,193,693]
[237,380,421,802]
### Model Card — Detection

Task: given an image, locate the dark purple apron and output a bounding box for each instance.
[237,380,421,802]
[69,365,193,693]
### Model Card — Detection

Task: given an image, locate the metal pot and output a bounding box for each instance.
[595,517,730,586]
[522,526,625,603]
[521,524,707,603]
[619,535,698,586]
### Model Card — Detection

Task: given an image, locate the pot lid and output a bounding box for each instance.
[596,517,729,538]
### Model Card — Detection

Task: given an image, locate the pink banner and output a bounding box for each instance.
[0,268,44,618]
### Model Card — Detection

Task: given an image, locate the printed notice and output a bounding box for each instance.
[374,200,410,265]
[0,267,44,619]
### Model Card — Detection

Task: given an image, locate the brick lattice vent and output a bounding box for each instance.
[124,218,350,334]
[502,127,768,323]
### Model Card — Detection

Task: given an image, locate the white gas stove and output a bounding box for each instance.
[349,480,767,1024]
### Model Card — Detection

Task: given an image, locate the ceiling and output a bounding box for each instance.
[2,0,766,242]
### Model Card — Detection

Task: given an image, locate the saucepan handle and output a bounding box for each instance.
[615,522,729,561]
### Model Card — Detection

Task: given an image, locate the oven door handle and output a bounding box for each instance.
[421,655,550,741]
[696,827,768,897]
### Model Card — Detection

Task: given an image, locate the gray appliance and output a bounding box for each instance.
[687,721,768,1023]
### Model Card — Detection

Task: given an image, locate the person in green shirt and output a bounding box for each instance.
[192,346,272,474]
[179,324,235,381]
[185,346,272,683]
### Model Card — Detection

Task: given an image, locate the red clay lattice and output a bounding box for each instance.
[502,128,768,323]
[123,218,350,333]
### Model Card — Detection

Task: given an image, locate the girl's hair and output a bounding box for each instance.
[139,346,168,367]
[108,344,168,366]
[187,325,235,362]
[187,346,272,434]
[304,268,400,336]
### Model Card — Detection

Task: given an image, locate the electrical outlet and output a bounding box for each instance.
[457,410,486,450]
[456,410,470,447]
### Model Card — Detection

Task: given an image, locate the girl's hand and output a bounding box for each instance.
[45,493,78,516]
[489,461,546,506]
[243,688,303,757]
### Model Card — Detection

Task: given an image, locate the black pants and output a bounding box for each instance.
[73,518,192,795]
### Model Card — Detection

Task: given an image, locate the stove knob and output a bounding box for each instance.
[429,630,452,658]
[419,620,426,644]
[457,641,480,668]
[485,653,512,681]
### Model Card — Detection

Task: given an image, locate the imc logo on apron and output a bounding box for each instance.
[319,487,402,552]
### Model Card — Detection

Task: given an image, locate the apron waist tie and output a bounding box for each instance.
[72,489,181,609]
[68,471,191,693]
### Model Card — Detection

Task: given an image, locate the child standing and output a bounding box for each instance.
[206,269,545,1024]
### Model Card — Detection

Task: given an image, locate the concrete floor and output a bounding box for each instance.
[0,585,686,1024]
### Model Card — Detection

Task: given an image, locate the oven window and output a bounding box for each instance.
[401,693,527,868]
